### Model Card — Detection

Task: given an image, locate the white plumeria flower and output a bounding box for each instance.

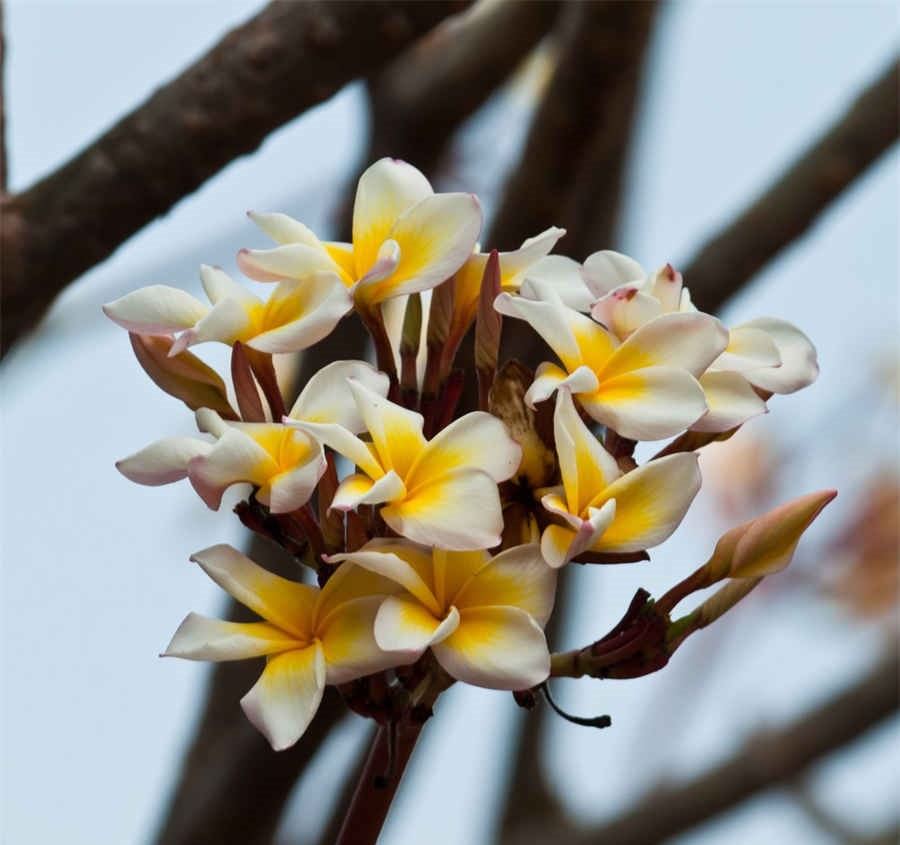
[238,158,482,310]
[163,545,405,750]
[117,361,388,513]
[328,540,556,690]
[540,391,701,568]
[584,254,818,431]
[495,280,728,440]
[287,379,521,550]
[103,264,351,355]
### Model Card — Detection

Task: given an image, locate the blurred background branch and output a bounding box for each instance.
[0,0,467,357]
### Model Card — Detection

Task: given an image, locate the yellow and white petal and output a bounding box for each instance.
[318,596,410,684]
[326,544,439,614]
[264,451,327,514]
[738,317,819,394]
[521,254,595,312]
[494,288,582,371]
[199,264,259,308]
[691,370,768,433]
[590,286,663,339]
[453,543,557,626]
[188,428,277,509]
[187,297,256,349]
[405,411,521,490]
[241,643,326,751]
[600,312,728,380]
[249,275,353,354]
[525,362,599,408]
[347,379,426,477]
[374,597,460,654]
[589,453,701,553]
[581,365,708,440]
[581,250,645,297]
[711,325,781,373]
[540,499,616,568]
[247,211,327,249]
[356,192,483,305]
[190,544,318,640]
[352,158,433,277]
[432,548,490,612]
[331,470,406,511]
[381,468,504,551]
[358,239,401,286]
[553,389,621,514]
[237,244,341,283]
[286,420,383,479]
[432,606,550,690]
[540,490,583,530]
[102,285,209,335]
[289,360,390,430]
[116,436,211,486]
[162,613,301,661]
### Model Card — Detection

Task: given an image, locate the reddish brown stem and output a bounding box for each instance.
[334,723,423,845]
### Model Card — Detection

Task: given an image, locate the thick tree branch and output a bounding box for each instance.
[488,0,657,252]
[684,57,899,314]
[563,645,899,845]
[0,0,467,357]
[367,0,559,176]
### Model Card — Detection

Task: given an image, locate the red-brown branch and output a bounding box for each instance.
[0,0,468,356]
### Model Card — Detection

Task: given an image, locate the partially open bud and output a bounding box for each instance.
[706,489,837,580]
[130,333,237,419]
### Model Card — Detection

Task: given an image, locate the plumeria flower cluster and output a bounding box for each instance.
[106,158,834,755]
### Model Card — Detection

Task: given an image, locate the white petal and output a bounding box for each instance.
[162,613,301,661]
[237,243,341,282]
[319,596,410,684]
[581,250,645,297]
[647,264,684,312]
[289,361,390,434]
[352,158,434,276]
[494,287,581,369]
[249,275,352,354]
[405,411,521,489]
[240,644,326,751]
[248,211,327,248]
[692,370,768,433]
[188,428,276,509]
[199,265,258,307]
[102,285,208,334]
[600,312,728,380]
[540,499,616,568]
[331,470,406,511]
[432,606,550,690]
[356,193,483,304]
[116,437,210,486]
[581,365,708,440]
[265,451,327,514]
[286,420,384,479]
[374,597,459,654]
[190,544,318,639]
[738,317,819,394]
[590,453,701,552]
[525,362,599,408]
[591,286,663,339]
[189,297,255,348]
[381,469,505,551]
[712,325,781,373]
[522,254,595,312]
[195,407,230,437]
[453,543,557,626]
[358,238,401,286]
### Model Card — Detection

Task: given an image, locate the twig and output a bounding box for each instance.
[0,0,468,356]
[563,645,899,845]
[684,57,900,314]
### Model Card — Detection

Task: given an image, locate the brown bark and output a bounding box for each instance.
[554,646,899,845]
[684,57,900,314]
[0,0,468,356]
[488,0,658,253]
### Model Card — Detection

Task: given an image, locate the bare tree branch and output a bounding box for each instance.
[0,0,468,357]
[488,0,658,252]
[685,57,899,314]
[562,645,899,845]
[367,0,559,176]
